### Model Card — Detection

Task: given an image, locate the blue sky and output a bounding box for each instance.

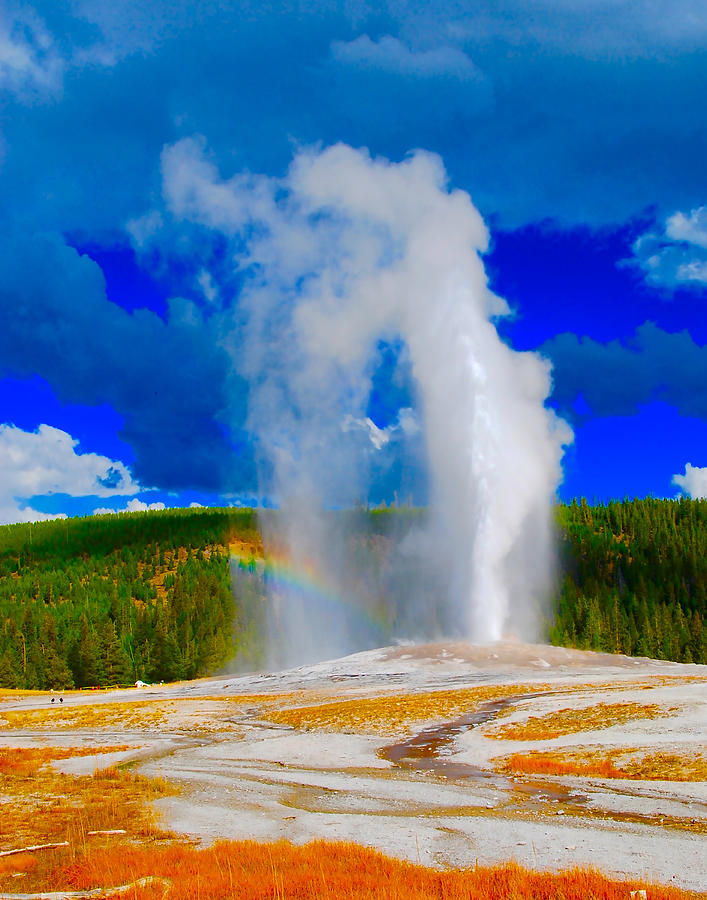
[1,0,706,521]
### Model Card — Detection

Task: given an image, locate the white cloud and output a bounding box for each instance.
[0,504,67,524]
[632,206,707,287]
[665,207,707,249]
[93,498,166,516]
[0,423,141,525]
[673,463,707,499]
[126,498,165,511]
[160,136,277,234]
[197,269,218,304]
[342,408,420,450]
[331,34,484,82]
[126,209,163,248]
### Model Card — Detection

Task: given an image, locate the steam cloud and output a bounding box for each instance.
[162,139,572,665]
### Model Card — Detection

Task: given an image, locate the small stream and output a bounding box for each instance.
[378,695,527,779]
[379,692,588,807]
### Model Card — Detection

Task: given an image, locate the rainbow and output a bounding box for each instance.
[230,547,389,632]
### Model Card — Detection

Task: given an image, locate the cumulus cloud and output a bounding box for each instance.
[0,423,139,497]
[160,136,277,233]
[632,206,707,287]
[331,34,484,82]
[0,233,240,493]
[0,423,140,525]
[93,498,167,515]
[126,498,166,512]
[673,463,707,499]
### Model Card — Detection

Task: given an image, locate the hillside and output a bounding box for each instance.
[554,497,707,663]
[0,499,705,690]
[0,508,260,690]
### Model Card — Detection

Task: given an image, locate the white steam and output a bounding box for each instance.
[161,139,572,662]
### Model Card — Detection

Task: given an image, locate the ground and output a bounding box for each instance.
[1,640,705,895]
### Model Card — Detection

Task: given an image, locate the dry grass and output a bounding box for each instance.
[0,700,175,731]
[229,537,264,558]
[0,690,45,699]
[266,684,551,736]
[486,702,669,741]
[527,675,707,696]
[0,746,175,855]
[0,692,330,733]
[0,745,131,776]
[8,839,698,900]
[500,747,707,781]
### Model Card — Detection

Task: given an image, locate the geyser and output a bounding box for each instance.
[161,138,572,664]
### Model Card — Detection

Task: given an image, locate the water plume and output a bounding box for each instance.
[162,138,572,665]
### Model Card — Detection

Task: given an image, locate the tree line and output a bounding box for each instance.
[0,499,704,690]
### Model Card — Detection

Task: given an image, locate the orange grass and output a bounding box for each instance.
[501,748,707,781]
[487,702,668,740]
[265,683,552,735]
[0,746,175,853]
[0,745,131,776]
[16,838,699,900]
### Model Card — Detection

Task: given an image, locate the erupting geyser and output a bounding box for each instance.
[163,138,572,664]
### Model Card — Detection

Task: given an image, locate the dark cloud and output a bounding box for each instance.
[0,232,253,492]
[2,1,707,235]
[1,0,706,503]
[544,322,707,421]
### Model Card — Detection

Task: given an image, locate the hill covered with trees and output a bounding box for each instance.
[0,499,705,689]
[0,508,260,690]
[553,497,707,663]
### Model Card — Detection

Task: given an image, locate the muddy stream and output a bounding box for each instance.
[379,693,588,808]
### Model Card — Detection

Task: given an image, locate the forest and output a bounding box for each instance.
[0,508,259,690]
[0,498,704,689]
[552,497,706,664]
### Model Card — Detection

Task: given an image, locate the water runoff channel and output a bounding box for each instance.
[378,693,590,810]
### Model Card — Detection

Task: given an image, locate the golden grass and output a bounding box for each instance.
[0,745,131,776]
[0,746,175,854]
[266,684,551,735]
[0,700,175,730]
[0,692,329,733]
[500,748,707,781]
[486,702,669,740]
[10,839,700,900]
